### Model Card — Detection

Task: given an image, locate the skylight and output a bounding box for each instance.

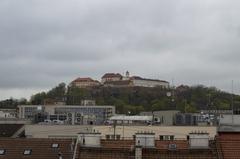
[0,149,5,155]
[52,143,59,148]
[23,149,32,155]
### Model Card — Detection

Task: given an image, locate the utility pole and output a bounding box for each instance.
[113,120,116,140]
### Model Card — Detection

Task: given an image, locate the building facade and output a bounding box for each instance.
[102,72,169,88]
[131,76,169,88]
[18,105,115,125]
[140,110,180,125]
[101,73,123,83]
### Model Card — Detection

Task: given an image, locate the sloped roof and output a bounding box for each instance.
[71,77,99,83]
[0,124,24,137]
[0,138,74,159]
[102,73,122,78]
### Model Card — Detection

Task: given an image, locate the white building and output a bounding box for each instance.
[102,72,169,88]
[18,105,115,125]
[101,73,123,83]
[0,109,17,118]
[130,76,169,88]
[219,114,240,126]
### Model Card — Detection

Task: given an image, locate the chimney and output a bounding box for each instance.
[135,145,142,159]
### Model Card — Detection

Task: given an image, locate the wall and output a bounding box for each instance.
[25,125,93,138]
[189,134,209,148]
[79,133,101,147]
[25,125,217,139]
[219,114,240,125]
[132,79,169,88]
[135,134,155,147]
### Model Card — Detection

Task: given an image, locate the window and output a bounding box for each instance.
[23,149,32,155]
[168,144,177,150]
[0,149,6,155]
[106,135,110,140]
[52,143,59,148]
[116,135,121,140]
[160,135,174,141]
[160,136,164,140]
[59,115,67,121]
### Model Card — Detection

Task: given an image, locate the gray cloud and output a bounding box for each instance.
[1,0,240,99]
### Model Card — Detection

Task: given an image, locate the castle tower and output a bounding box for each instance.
[126,71,130,78]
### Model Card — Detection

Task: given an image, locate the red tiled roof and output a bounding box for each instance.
[102,73,122,78]
[72,77,99,83]
[0,138,74,159]
[0,138,218,159]
[217,133,240,159]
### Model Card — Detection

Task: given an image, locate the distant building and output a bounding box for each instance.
[81,100,96,106]
[200,109,233,115]
[101,73,123,83]
[109,115,152,125]
[130,76,169,88]
[103,80,133,87]
[0,109,17,118]
[175,113,198,126]
[140,110,180,125]
[219,114,240,126]
[43,98,66,105]
[102,72,169,88]
[18,105,115,125]
[69,77,100,88]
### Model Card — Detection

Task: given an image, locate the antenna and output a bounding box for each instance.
[171,78,175,109]
[231,80,234,125]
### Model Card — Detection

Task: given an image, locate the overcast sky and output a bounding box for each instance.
[0,0,240,100]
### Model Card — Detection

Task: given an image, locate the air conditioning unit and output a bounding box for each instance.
[68,113,72,117]
[168,144,177,150]
[76,113,82,117]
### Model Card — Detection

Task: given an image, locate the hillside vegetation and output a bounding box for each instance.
[1,83,240,114]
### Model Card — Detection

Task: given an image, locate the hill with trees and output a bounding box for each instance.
[1,83,240,114]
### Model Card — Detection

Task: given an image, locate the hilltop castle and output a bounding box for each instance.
[69,71,169,88]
